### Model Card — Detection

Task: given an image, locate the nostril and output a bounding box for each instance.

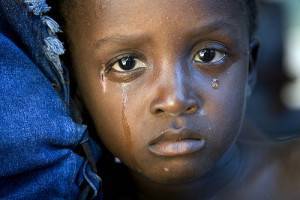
[150,96,200,116]
[186,105,198,114]
[155,108,164,115]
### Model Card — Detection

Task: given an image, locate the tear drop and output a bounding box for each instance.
[211,78,220,89]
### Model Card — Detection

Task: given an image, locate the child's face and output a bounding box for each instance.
[65,0,252,183]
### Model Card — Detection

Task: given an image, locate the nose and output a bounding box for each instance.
[150,65,200,117]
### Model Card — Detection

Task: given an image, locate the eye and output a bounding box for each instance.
[193,48,226,64]
[110,55,147,72]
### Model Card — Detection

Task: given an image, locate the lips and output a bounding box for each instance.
[148,128,206,157]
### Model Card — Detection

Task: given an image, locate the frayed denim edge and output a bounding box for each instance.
[23,0,66,93]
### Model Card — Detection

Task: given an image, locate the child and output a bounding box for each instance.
[53,0,300,199]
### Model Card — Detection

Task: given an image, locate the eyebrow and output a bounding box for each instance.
[94,33,150,49]
[188,19,240,39]
[94,19,239,49]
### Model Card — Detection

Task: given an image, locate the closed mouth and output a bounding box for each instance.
[148,128,206,157]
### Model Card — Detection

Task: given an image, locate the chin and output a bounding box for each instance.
[152,173,200,185]
[137,156,215,185]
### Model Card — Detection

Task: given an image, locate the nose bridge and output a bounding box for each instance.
[150,60,198,116]
[165,61,187,100]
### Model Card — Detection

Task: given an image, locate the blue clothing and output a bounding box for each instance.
[0,0,102,199]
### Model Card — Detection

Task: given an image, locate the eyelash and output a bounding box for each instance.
[191,41,229,64]
[104,44,229,74]
[193,48,228,65]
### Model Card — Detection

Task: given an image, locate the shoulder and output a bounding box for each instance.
[270,138,300,198]
[242,135,300,179]
[239,120,300,170]
[276,138,300,178]
[249,136,300,197]
[229,136,300,199]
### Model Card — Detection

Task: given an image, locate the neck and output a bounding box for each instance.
[131,144,244,200]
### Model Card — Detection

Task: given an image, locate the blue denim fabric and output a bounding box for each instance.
[0,0,69,103]
[0,1,102,199]
[0,32,91,199]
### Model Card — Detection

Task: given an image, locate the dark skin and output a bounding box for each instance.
[62,0,300,199]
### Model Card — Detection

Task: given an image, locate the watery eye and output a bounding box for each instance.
[194,48,226,64]
[111,55,147,72]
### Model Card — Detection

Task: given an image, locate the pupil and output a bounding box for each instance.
[118,56,136,70]
[199,49,216,63]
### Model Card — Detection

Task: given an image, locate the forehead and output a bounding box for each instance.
[97,0,238,16]
[70,0,247,32]
[65,0,249,51]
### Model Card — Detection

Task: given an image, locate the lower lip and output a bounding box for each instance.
[148,139,206,157]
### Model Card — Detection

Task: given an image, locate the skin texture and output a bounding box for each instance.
[61,0,300,199]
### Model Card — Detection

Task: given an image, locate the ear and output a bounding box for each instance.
[246,39,260,97]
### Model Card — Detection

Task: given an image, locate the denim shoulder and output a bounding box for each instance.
[0,1,102,199]
[0,31,102,200]
[0,30,103,200]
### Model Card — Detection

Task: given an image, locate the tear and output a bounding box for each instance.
[211,78,220,89]
[100,68,107,93]
[121,86,130,146]
[121,85,140,170]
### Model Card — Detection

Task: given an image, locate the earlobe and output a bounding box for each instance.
[247,39,260,97]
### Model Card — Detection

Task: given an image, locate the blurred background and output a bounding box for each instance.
[246,0,300,139]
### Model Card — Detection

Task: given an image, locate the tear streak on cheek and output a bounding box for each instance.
[121,86,140,170]
[100,67,107,93]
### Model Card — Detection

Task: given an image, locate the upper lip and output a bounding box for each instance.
[149,128,203,145]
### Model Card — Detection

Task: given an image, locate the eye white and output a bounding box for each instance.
[194,49,226,64]
[112,57,147,72]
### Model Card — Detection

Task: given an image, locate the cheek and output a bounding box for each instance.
[70,45,144,170]
[207,61,248,148]
[78,76,143,169]
[74,64,125,155]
